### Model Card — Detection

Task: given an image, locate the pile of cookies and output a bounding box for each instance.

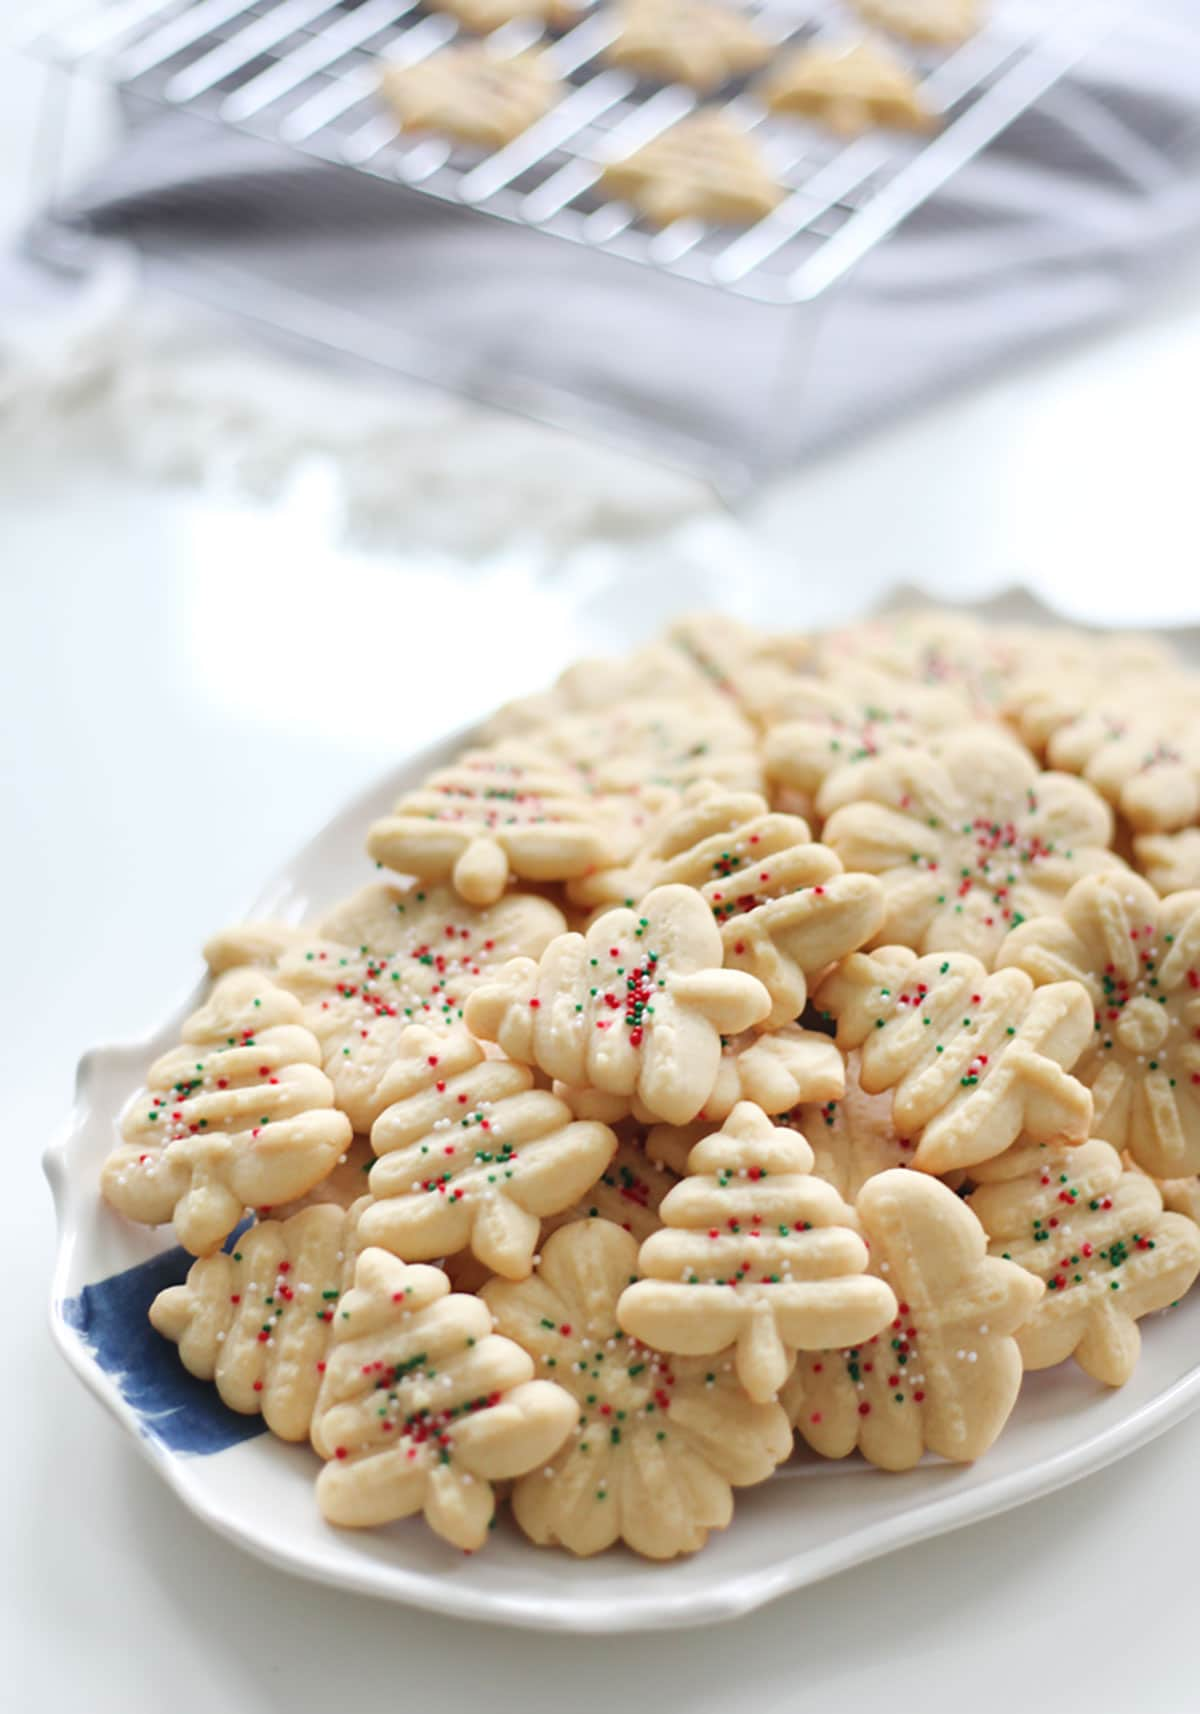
[102,607,1200,1562]
[380,0,983,227]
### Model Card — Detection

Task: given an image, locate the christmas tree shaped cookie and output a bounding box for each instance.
[103,971,352,1256]
[484,1219,793,1558]
[763,37,934,137]
[312,1249,579,1549]
[786,1170,1043,1469]
[205,880,565,1132]
[997,872,1200,1179]
[969,1139,1200,1386]
[150,1199,369,1440]
[361,1025,617,1278]
[815,945,1094,1175]
[617,1103,896,1401]
[367,746,622,907]
[821,730,1122,967]
[464,884,772,1124]
[569,787,884,1030]
[601,110,784,227]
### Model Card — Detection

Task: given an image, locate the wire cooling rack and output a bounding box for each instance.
[26,0,1118,306]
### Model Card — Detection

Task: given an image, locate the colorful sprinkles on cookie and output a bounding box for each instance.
[101,606,1200,1567]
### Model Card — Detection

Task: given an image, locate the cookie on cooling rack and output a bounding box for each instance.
[427,0,582,31]
[380,47,562,148]
[852,0,981,46]
[763,36,934,137]
[601,110,785,225]
[605,0,771,92]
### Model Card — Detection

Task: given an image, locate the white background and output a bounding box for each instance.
[4,6,1200,1711]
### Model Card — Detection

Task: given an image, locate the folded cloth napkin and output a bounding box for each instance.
[30,0,1200,477]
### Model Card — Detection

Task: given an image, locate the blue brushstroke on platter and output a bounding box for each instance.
[62,1223,267,1455]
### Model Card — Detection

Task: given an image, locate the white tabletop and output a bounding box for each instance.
[4,27,1200,1713]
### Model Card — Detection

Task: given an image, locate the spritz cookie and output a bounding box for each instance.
[601,110,784,225]
[484,1218,793,1557]
[103,971,352,1256]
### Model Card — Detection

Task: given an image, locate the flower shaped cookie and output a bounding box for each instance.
[785,1171,1043,1468]
[367,748,623,907]
[150,1199,368,1440]
[103,972,352,1256]
[618,1104,897,1402]
[464,884,772,1124]
[483,1219,793,1558]
[361,1025,617,1279]
[570,788,884,1029]
[206,880,565,1132]
[1047,688,1200,833]
[969,1139,1200,1386]
[312,1249,579,1549]
[822,731,1122,967]
[816,946,1094,1175]
[998,872,1200,1178]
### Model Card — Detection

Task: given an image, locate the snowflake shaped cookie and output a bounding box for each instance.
[380,48,562,149]
[786,1170,1043,1468]
[606,0,771,92]
[815,945,1094,1175]
[103,971,352,1256]
[312,1248,579,1549]
[361,1025,617,1278]
[465,884,772,1124]
[484,1218,793,1557]
[998,872,1200,1179]
[969,1139,1200,1386]
[367,748,624,906]
[821,730,1122,967]
[618,1103,897,1402]
[763,37,934,137]
[601,111,784,226]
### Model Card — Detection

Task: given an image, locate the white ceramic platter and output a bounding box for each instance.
[46,715,1200,1634]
